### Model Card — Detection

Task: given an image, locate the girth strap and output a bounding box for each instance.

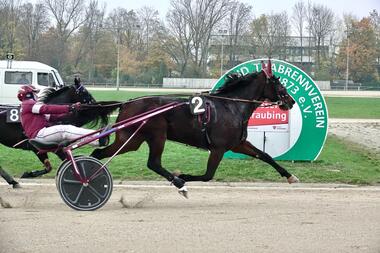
[198,102,212,146]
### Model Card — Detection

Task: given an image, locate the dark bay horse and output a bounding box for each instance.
[0,80,118,187]
[91,66,299,196]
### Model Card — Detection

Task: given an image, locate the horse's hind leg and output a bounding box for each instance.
[91,134,145,160]
[231,141,299,183]
[177,148,225,182]
[0,166,20,188]
[20,152,52,178]
[145,134,177,182]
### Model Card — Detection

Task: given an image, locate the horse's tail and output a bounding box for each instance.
[79,101,123,127]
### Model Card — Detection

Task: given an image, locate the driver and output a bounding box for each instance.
[18,85,108,147]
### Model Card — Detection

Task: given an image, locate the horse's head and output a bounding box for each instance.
[212,62,294,111]
[39,80,96,105]
[260,75,295,110]
[71,78,96,104]
[260,61,295,110]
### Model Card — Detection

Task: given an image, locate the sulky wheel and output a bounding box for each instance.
[56,156,113,211]
[55,155,83,190]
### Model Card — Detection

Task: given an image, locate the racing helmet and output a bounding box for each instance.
[17,85,40,101]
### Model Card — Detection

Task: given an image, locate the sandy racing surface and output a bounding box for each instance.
[329,118,380,153]
[1,181,380,253]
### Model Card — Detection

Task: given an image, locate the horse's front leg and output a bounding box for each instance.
[231,141,299,183]
[177,148,225,182]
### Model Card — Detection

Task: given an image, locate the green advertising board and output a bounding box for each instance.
[213,59,328,161]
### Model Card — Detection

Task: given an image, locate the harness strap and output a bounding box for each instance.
[197,102,212,146]
[106,93,282,108]
[12,139,29,148]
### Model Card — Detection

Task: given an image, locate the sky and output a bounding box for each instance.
[99,0,379,20]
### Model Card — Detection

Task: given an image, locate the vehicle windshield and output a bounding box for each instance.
[52,69,64,87]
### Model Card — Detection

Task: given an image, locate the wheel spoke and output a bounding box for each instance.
[88,184,106,199]
[79,161,87,178]
[72,186,84,204]
[62,178,82,184]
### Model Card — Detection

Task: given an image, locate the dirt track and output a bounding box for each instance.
[1,181,379,253]
[329,119,380,153]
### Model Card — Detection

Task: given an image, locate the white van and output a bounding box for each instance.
[0,60,64,105]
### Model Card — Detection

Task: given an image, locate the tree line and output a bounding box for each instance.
[0,0,379,86]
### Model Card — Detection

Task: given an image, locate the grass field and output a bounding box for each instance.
[324,97,380,118]
[0,134,379,185]
[1,90,379,185]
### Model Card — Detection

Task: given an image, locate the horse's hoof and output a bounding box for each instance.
[287,175,300,184]
[171,176,185,188]
[178,186,188,199]
[21,169,48,178]
[12,183,21,189]
[21,172,33,178]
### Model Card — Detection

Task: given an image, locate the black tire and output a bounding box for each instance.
[56,156,113,211]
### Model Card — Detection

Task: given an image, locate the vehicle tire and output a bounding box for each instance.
[56,156,113,211]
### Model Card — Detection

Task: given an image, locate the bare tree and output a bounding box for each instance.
[292,1,306,64]
[107,8,142,51]
[306,3,334,69]
[43,0,89,70]
[251,12,290,59]
[166,0,233,77]
[0,0,21,54]
[138,6,159,56]
[71,0,104,70]
[19,3,49,59]
[165,3,193,76]
[369,10,380,65]
[224,1,252,67]
[85,2,106,81]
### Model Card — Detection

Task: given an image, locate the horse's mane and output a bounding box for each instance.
[38,86,72,103]
[211,72,259,95]
[79,101,122,127]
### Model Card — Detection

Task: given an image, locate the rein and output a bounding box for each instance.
[0,105,18,108]
[119,93,283,107]
[0,104,19,115]
[202,94,282,106]
[79,102,124,108]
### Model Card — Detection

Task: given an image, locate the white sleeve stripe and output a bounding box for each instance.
[32,104,43,114]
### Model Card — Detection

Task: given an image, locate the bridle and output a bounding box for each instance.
[74,83,85,94]
[73,84,95,104]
